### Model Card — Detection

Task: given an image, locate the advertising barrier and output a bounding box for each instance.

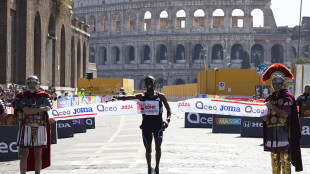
[178,98,267,117]
[50,122,57,144]
[57,120,74,139]
[48,101,159,120]
[212,115,241,134]
[240,117,263,138]
[72,119,87,133]
[185,112,212,128]
[85,117,95,129]
[0,126,19,161]
[300,117,310,145]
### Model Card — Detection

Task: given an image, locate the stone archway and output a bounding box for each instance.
[142,45,151,64]
[271,44,284,63]
[212,44,224,63]
[111,46,120,64]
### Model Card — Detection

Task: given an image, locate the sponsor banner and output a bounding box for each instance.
[212,115,241,134]
[300,117,310,145]
[48,101,159,120]
[90,96,102,104]
[185,112,212,128]
[57,97,71,109]
[51,122,57,144]
[71,97,79,107]
[240,117,263,138]
[72,118,87,133]
[0,126,19,161]
[85,117,95,129]
[178,98,267,117]
[215,118,241,125]
[57,120,74,139]
[79,96,90,105]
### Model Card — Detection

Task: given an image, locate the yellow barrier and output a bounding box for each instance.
[78,78,134,95]
[197,69,294,96]
[162,83,197,97]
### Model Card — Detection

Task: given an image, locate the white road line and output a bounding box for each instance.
[80,116,125,169]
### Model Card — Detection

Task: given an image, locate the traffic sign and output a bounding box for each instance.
[257,65,268,77]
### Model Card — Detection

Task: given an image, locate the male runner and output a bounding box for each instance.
[117,75,171,174]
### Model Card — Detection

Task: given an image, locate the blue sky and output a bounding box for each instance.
[271,0,310,27]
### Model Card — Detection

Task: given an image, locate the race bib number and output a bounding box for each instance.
[138,101,159,115]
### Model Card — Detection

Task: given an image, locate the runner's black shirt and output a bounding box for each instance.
[141,91,163,130]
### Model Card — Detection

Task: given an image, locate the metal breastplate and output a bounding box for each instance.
[23,96,51,121]
[301,96,310,107]
[266,99,288,126]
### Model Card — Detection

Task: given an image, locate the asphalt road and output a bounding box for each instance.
[1,102,310,174]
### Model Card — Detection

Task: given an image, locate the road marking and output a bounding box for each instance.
[79,116,125,169]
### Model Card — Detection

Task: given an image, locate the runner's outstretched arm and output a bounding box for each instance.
[116,93,144,101]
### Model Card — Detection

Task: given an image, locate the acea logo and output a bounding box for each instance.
[245,106,266,114]
[187,113,213,125]
[195,101,217,110]
[215,118,241,125]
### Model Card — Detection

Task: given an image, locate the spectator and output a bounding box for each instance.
[0,85,4,94]
[60,90,65,97]
[77,88,86,97]
[52,93,58,101]
[21,86,28,93]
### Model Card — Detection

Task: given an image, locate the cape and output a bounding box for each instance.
[264,89,303,172]
[13,90,52,171]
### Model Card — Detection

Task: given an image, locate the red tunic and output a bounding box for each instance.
[264,89,303,172]
[13,90,52,171]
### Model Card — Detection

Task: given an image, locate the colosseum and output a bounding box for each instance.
[73,0,300,89]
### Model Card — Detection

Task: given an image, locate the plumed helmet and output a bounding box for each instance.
[262,63,293,84]
[272,75,285,84]
[26,76,40,84]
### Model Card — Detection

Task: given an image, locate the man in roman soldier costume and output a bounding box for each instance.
[297,84,310,117]
[262,63,303,173]
[13,76,53,174]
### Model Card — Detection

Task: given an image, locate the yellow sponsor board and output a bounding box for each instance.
[78,78,134,95]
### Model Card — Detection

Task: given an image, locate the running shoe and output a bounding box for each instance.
[154,167,159,174]
[148,167,153,174]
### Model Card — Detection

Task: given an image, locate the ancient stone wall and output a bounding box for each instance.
[0,0,90,92]
[73,0,294,89]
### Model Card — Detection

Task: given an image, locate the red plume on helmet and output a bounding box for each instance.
[262,63,294,84]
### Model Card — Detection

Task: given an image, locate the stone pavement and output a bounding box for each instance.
[1,102,310,174]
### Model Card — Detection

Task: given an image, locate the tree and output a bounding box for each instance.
[241,51,251,69]
[291,56,310,74]
[254,53,261,67]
